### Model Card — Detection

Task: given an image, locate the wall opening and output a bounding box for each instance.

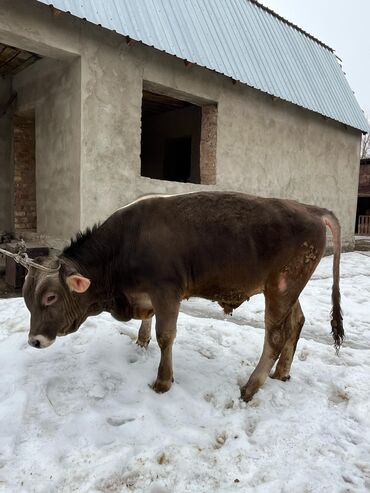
[13,111,36,232]
[141,89,217,184]
[356,159,370,234]
[356,196,370,234]
[0,42,40,77]
[0,41,41,238]
[163,136,192,182]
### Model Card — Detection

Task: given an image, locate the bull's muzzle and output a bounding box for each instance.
[28,334,55,349]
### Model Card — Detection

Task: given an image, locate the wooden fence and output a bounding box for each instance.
[358,215,370,235]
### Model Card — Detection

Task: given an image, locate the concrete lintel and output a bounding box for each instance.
[143,80,217,107]
[0,0,80,61]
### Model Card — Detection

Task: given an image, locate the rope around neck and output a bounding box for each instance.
[0,243,61,274]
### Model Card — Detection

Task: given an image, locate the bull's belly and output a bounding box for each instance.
[124,278,264,320]
[188,286,263,315]
[189,282,264,310]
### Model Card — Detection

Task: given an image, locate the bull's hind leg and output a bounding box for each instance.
[240,295,293,402]
[241,240,324,402]
[136,318,153,348]
[271,300,305,381]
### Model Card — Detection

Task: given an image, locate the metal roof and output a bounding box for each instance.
[37,0,370,133]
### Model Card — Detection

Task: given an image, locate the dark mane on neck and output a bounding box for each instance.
[61,214,128,282]
[62,224,101,264]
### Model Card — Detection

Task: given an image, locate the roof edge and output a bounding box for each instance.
[250,0,335,53]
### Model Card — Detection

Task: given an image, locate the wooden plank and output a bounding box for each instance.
[358,215,370,235]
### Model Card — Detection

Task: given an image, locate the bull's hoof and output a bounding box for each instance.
[270,372,291,382]
[240,384,256,403]
[136,337,150,349]
[151,378,173,393]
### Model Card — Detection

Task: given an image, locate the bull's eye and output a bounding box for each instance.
[42,292,58,306]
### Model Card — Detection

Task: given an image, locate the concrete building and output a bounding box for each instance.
[0,0,369,250]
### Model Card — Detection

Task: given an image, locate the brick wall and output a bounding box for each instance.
[13,113,36,231]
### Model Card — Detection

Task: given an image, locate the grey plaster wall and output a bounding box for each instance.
[0,0,362,249]
[79,27,361,248]
[0,78,12,232]
[12,56,81,240]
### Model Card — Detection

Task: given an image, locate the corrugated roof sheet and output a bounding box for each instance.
[37,0,370,133]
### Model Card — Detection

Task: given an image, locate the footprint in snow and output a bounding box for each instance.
[197,348,216,359]
[88,384,106,400]
[214,432,227,449]
[45,377,84,416]
[106,416,135,426]
[245,419,257,437]
[128,354,139,364]
[328,386,350,406]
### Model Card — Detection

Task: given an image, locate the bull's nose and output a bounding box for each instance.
[28,335,55,349]
[28,336,42,348]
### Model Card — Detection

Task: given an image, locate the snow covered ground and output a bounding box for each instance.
[0,252,370,493]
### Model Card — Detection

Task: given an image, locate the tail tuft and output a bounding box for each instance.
[323,213,344,354]
[331,285,344,354]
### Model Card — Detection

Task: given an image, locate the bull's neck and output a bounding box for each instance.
[60,222,130,299]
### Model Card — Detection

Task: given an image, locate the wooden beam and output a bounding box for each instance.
[0,93,17,118]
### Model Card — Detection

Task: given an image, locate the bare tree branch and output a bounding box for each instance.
[361,114,370,159]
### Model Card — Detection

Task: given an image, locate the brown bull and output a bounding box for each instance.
[23,192,344,402]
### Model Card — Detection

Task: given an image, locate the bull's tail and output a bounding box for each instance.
[323,213,344,353]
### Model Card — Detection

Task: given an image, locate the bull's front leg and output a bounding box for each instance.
[150,290,180,393]
[136,318,153,348]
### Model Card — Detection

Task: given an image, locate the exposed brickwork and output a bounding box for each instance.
[200,104,217,185]
[13,114,36,231]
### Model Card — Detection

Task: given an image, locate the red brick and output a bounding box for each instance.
[13,114,36,231]
[200,105,217,185]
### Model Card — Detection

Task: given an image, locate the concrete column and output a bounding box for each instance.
[79,29,142,228]
[13,57,82,243]
[34,59,81,240]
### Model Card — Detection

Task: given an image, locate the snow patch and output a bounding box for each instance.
[0,253,369,492]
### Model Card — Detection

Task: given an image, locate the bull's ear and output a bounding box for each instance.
[66,274,91,293]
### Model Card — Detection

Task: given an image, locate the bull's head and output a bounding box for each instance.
[23,257,93,348]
